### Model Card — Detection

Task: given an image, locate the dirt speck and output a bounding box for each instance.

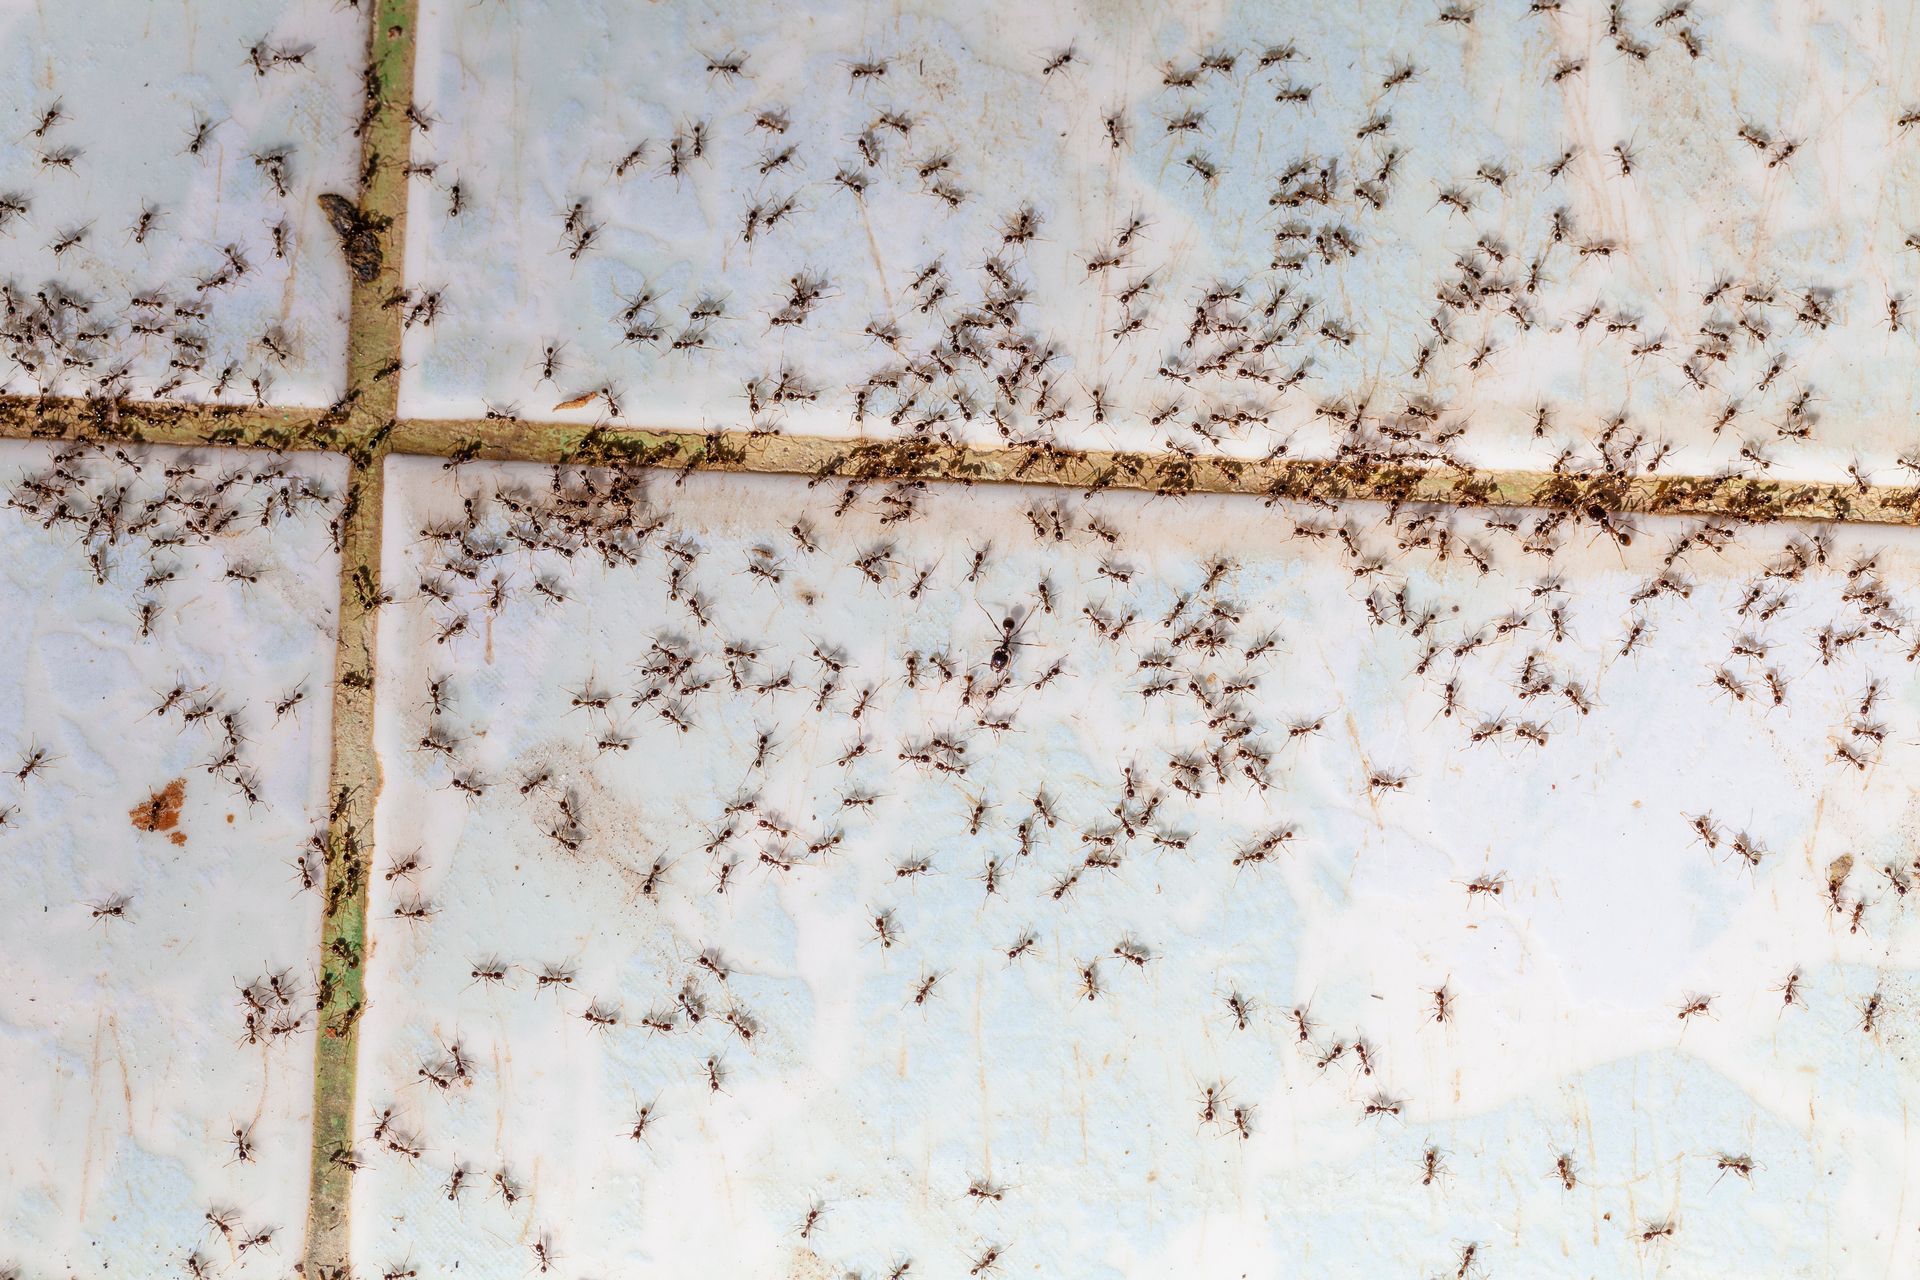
[129,778,185,834]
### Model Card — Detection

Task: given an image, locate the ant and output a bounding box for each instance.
[31,99,64,138]
[1677,993,1714,1021]
[535,341,564,385]
[628,1101,658,1143]
[983,605,1032,673]
[15,744,55,784]
[1775,969,1802,1007]
[969,1244,1005,1276]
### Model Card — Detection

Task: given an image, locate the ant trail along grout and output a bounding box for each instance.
[389,416,1920,528]
[4,391,1920,528]
[301,0,416,1273]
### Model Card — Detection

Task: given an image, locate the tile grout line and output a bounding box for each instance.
[300,0,416,1272]
[3,393,1920,528]
[392,416,1920,528]
[0,397,331,446]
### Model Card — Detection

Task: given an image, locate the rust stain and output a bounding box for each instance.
[77,1007,105,1220]
[128,777,185,834]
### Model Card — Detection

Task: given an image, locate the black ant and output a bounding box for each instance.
[983,605,1032,673]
